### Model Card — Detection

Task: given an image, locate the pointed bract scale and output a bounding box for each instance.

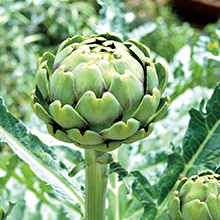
[168,191,182,220]
[146,66,159,94]
[56,35,85,54]
[124,41,147,67]
[125,39,151,59]
[86,52,103,66]
[132,87,161,124]
[36,62,51,102]
[206,194,220,220]
[80,37,97,45]
[98,60,117,89]
[178,179,194,199]
[122,123,154,144]
[75,91,123,132]
[53,45,74,71]
[67,129,106,145]
[181,200,213,220]
[206,179,219,196]
[100,118,140,140]
[47,124,75,143]
[94,141,123,152]
[109,69,144,121]
[144,95,171,127]
[181,177,208,205]
[49,100,88,129]
[73,63,107,100]
[49,65,76,106]
[115,57,144,83]
[31,101,53,124]
[39,52,55,77]
[155,62,168,94]
[60,47,88,72]
[97,32,123,43]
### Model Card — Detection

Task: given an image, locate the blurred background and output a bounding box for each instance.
[1,0,220,121]
[0,0,220,219]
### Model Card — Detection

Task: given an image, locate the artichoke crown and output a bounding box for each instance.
[168,170,220,220]
[31,32,170,151]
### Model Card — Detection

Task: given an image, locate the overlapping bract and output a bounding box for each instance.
[168,170,220,220]
[31,32,170,152]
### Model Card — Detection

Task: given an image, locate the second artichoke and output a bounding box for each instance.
[168,170,220,220]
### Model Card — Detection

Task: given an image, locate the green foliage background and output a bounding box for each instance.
[0,0,220,219]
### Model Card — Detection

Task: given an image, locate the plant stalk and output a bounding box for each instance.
[84,149,108,220]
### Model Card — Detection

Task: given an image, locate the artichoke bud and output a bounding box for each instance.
[31,32,170,152]
[168,170,220,220]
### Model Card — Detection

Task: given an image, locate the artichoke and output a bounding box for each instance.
[31,32,170,152]
[168,170,220,220]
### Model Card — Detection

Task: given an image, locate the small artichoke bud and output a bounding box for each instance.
[31,32,170,151]
[168,170,220,220]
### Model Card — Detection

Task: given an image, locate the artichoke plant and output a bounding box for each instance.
[168,170,220,220]
[31,32,170,152]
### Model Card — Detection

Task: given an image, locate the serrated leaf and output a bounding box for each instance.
[108,162,128,181]
[131,171,157,220]
[131,83,220,220]
[0,97,85,214]
[124,198,143,220]
[154,152,185,205]
[183,82,220,166]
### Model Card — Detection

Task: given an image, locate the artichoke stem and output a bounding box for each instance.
[85,149,108,220]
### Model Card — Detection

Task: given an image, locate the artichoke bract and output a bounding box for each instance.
[168,170,220,220]
[31,32,170,152]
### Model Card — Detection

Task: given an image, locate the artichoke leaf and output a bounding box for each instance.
[49,100,88,130]
[67,129,106,145]
[75,91,123,132]
[100,118,140,140]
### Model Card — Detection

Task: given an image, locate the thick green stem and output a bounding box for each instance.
[85,149,108,220]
